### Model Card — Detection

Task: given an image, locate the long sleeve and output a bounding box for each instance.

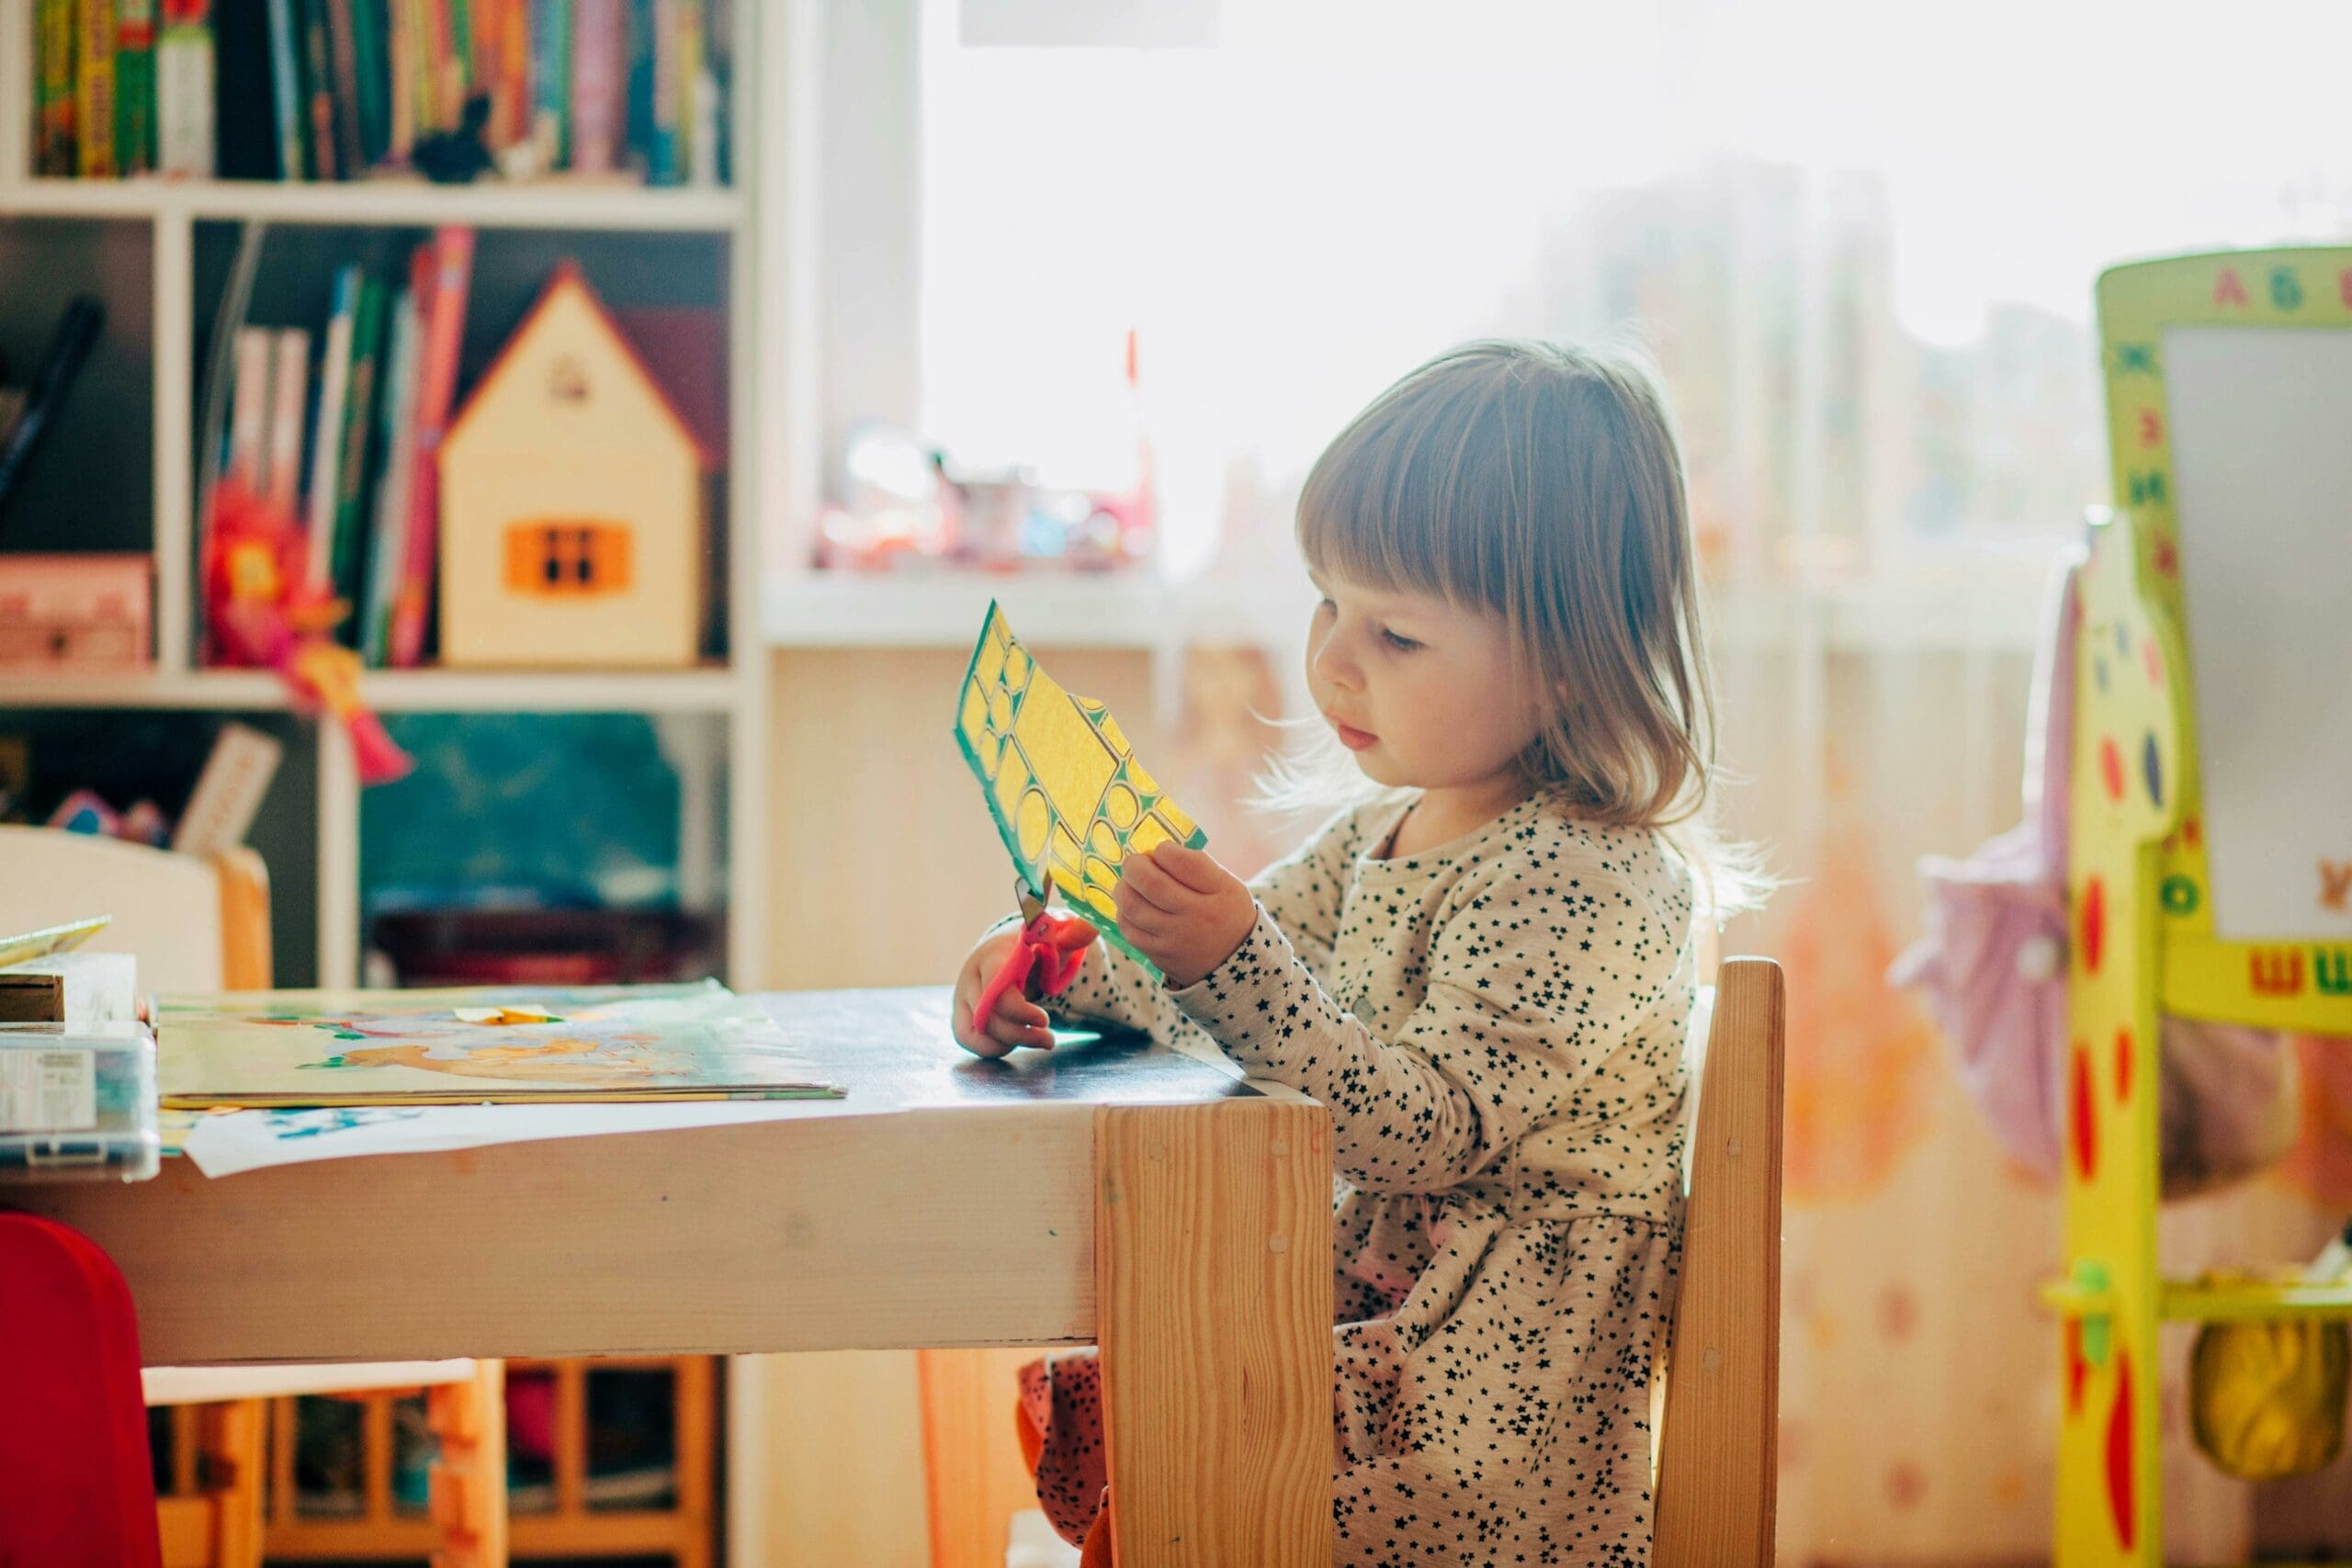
[1040,801,1369,1038]
[1166,852,1689,1197]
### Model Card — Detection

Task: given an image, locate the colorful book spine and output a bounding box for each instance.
[264,325,310,517]
[528,0,569,168]
[641,0,678,186]
[156,0,214,176]
[363,278,423,665]
[36,0,77,176]
[77,0,119,178]
[386,0,415,162]
[262,0,304,177]
[228,324,274,493]
[389,226,472,669]
[345,0,386,164]
[424,0,457,133]
[323,0,362,175]
[304,266,359,586]
[330,277,388,627]
[114,0,157,175]
[568,0,621,174]
[298,0,336,177]
[493,0,529,152]
[447,0,473,115]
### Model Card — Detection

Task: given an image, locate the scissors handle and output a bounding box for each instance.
[968,911,1098,1041]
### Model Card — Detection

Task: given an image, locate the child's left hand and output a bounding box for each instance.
[1114,843,1257,989]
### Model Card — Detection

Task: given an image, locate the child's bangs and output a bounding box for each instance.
[1295,377,1507,611]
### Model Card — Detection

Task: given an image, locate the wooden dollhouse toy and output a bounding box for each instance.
[2046,246,2352,1566]
[438,263,713,670]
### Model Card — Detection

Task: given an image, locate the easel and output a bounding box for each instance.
[2046,247,2352,1564]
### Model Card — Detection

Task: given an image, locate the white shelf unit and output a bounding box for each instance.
[0,0,769,994]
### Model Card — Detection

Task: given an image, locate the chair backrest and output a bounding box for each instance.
[0,826,271,991]
[1654,956,1785,1567]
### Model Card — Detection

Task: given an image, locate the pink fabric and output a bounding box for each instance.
[1888,553,2079,1177]
[1889,549,2299,1194]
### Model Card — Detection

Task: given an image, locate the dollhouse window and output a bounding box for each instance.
[505,523,633,597]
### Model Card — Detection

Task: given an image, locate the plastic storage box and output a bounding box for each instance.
[0,1021,161,1182]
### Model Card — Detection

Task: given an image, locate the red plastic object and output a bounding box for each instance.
[0,1214,164,1567]
[971,910,1098,1040]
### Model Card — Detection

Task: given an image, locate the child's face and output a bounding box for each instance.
[1306,569,1543,796]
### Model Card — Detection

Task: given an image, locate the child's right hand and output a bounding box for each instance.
[951,929,1057,1057]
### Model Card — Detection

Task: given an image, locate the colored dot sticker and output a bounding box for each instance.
[2161,875,2200,916]
[2070,1043,2098,1181]
[2142,732,2163,808]
[2100,738,2125,803]
[2106,1350,2136,1549]
[2080,875,2106,976]
[2114,1027,2133,1103]
[2143,636,2163,686]
[2064,1317,2089,1416]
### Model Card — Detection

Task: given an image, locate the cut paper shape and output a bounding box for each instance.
[953,602,1206,975]
[152,982,840,1108]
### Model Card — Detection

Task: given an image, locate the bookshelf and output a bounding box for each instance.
[0,0,769,996]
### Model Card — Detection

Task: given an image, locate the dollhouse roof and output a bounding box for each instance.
[445,261,718,469]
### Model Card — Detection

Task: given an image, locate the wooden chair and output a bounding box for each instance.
[1655,955,1786,1566]
[0,824,508,1568]
[915,956,1787,1568]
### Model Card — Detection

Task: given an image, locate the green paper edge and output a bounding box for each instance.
[950,601,1208,982]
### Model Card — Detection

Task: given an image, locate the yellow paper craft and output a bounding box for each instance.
[954,602,1206,975]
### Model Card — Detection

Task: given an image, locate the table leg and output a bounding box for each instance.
[1095,1098,1334,1566]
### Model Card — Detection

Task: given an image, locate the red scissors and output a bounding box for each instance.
[969,877,1099,1041]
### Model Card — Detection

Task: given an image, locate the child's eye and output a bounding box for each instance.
[1381,627,1420,652]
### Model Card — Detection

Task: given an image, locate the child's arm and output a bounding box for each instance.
[1037,803,1365,1037]
[1156,859,1686,1195]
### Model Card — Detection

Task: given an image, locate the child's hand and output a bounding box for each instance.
[1115,843,1257,989]
[951,928,1054,1058]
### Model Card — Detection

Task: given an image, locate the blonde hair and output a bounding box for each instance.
[1262,338,1765,918]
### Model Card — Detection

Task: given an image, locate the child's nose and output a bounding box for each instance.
[1312,635,1364,691]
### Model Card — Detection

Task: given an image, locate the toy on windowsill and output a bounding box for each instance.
[202,479,412,784]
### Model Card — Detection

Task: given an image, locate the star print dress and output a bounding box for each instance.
[1022,790,1698,1566]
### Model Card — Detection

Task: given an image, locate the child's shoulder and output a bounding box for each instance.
[1464,798,1695,919]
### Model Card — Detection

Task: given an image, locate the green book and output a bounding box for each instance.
[346,0,387,165]
[332,276,389,640]
[115,0,157,175]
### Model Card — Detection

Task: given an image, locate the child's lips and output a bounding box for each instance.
[1330,717,1378,751]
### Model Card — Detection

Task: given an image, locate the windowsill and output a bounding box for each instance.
[762,570,1309,650]
[762,564,2053,654]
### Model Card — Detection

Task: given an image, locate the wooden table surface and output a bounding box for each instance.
[15,987,1338,1563]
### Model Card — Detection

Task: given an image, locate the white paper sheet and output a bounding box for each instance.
[182,1095,891,1179]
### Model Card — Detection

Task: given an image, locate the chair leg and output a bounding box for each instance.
[195,1401,266,1568]
[427,1361,508,1568]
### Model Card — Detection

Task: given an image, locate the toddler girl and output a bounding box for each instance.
[954,339,1752,1566]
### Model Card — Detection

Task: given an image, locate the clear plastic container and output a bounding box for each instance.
[0,1020,161,1182]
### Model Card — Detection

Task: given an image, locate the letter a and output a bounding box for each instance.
[2214,268,2250,306]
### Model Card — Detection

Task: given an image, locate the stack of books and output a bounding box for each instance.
[204,226,472,667]
[33,0,728,186]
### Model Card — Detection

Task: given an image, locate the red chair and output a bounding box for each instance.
[0,1213,165,1568]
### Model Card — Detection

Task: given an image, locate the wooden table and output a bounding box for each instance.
[15,988,1337,1566]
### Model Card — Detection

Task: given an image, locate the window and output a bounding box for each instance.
[898,0,2352,592]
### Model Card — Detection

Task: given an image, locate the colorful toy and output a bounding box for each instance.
[2047,248,2352,1567]
[436,263,713,669]
[952,603,1204,982]
[202,479,411,784]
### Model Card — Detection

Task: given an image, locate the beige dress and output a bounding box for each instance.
[1025,790,1696,1566]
